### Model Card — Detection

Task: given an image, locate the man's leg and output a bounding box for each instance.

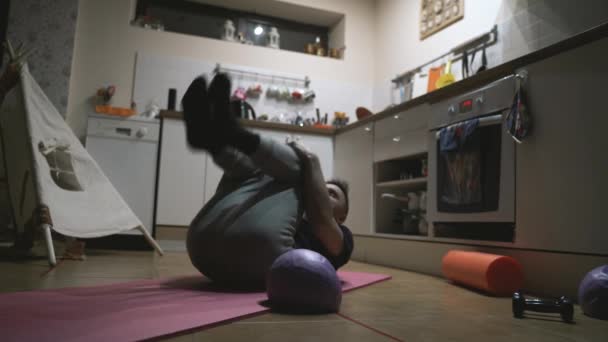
[182,73,302,184]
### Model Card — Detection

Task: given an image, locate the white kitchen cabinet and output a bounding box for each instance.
[514,38,608,255]
[373,105,430,162]
[334,124,374,235]
[156,118,207,226]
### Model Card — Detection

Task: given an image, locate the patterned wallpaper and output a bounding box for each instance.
[0,0,79,228]
[5,0,79,115]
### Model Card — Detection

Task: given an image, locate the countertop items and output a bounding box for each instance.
[340,22,608,134]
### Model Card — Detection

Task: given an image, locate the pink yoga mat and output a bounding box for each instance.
[0,271,390,342]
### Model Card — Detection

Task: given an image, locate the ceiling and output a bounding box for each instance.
[186,0,344,27]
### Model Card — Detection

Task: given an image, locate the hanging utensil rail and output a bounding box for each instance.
[214,63,310,87]
[392,25,498,84]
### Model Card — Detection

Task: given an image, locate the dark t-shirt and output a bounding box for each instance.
[293,219,354,269]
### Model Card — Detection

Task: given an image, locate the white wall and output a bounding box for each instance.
[67,0,376,139]
[372,0,608,111]
[67,0,608,135]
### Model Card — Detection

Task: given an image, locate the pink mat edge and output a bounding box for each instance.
[0,271,393,342]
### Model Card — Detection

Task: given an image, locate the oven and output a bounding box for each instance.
[427,76,516,239]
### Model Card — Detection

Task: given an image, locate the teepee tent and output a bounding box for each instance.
[0,63,163,265]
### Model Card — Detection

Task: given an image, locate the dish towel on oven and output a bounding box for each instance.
[439,118,479,152]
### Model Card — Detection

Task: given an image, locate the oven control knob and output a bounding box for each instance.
[475,96,484,105]
[448,105,456,115]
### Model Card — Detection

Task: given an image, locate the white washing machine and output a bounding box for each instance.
[86,114,160,236]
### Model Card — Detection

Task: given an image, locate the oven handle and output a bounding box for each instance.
[434,113,503,139]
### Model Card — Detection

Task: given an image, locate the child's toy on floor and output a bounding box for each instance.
[266,249,342,313]
[441,250,523,296]
[578,265,608,320]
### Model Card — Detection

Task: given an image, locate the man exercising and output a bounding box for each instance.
[182,74,353,289]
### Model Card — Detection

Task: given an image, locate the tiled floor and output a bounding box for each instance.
[1,241,607,341]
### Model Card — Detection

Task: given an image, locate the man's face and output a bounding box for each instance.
[327,183,347,224]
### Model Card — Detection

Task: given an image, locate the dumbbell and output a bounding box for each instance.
[512,291,574,323]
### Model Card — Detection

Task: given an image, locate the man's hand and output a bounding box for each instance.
[290,142,344,256]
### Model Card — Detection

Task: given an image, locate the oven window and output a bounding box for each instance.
[437,123,501,212]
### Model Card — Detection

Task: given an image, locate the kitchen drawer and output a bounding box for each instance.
[373,129,427,162]
[374,104,430,141]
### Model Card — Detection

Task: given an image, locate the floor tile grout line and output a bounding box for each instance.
[336,312,405,342]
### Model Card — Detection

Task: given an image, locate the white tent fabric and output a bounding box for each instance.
[0,65,162,264]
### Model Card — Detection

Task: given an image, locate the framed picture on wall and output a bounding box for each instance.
[420,0,464,40]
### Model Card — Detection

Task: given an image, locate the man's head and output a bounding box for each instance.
[326,178,349,225]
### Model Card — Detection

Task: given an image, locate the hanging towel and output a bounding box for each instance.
[439,118,479,152]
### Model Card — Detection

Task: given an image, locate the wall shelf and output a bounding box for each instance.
[376,177,427,190]
[370,232,432,241]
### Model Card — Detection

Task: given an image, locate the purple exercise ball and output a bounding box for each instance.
[578,265,608,320]
[266,249,342,313]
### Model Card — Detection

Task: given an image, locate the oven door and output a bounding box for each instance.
[428,112,515,223]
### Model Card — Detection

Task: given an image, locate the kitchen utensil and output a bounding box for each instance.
[380,193,409,203]
[421,159,428,177]
[356,107,373,120]
[419,191,427,211]
[418,216,428,235]
[280,86,291,100]
[232,87,247,101]
[303,89,315,102]
[291,89,303,101]
[402,213,419,234]
[305,43,317,55]
[436,59,455,89]
[407,192,419,210]
[167,88,177,110]
[462,50,469,79]
[267,85,279,98]
[427,65,443,93]
[230,99,256,120]
[412,71,427,98]
[329,48,343,59]
[247,84,263,97]
[477,43,487,73]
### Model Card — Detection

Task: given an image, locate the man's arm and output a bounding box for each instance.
[290,142,344,256]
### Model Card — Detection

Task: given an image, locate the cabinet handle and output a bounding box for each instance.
[364,126,372,132]
[393,114,400,120]
[392,136,401,142]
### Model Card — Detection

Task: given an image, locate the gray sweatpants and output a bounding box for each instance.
[187,136,304,289]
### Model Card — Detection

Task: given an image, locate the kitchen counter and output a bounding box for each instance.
[160,110,336,136]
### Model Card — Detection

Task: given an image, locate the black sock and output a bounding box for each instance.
[229,127,260,155]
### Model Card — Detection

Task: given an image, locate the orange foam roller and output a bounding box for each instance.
[442,250,523,296]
